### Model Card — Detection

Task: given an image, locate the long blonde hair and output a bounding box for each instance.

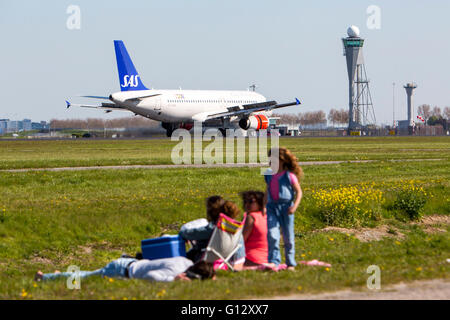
[269,147,303,181]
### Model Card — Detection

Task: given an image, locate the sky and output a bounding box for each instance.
[0,0,449,125]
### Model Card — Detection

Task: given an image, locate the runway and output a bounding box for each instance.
[0,159,442,173]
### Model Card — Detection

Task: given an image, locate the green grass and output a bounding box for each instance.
[0,147,449,299]
[0,136,449,169]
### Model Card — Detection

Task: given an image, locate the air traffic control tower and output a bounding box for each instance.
[404,83,417,127]
[342,26,375,132]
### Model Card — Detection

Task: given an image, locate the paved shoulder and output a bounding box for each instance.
[267,279,450,300]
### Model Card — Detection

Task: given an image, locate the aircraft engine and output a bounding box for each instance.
[238,114,269,130]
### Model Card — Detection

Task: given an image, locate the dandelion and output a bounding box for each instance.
[395,241,401,245]
[325,268,330,272]
[108,277,114,283]
[328,237,334,242]
[21,289,28,298]
[297,286,302,291]
[33,283,37,288]
[225,289,230,294]
[416,267,422,272]
[156,289,166,298]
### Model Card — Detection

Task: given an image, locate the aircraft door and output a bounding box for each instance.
[154,97,161,111]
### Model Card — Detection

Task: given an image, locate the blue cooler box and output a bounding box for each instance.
[141,235,186,260]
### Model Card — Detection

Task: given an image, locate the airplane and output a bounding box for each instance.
[66,40,301,137]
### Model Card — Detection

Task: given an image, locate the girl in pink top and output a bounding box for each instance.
[241,191,268,266]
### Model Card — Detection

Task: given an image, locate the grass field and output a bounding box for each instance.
[0,136,448,169]
[0,136,449,299]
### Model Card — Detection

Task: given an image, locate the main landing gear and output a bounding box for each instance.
[162,122,175,137]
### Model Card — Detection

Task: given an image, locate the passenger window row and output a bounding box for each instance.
[167,99,257,104]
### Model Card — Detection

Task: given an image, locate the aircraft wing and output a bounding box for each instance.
[192,98,301,122]
[65,100,128,113]
[81,93,162,103]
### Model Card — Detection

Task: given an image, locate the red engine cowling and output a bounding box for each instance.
[238,114,269,130]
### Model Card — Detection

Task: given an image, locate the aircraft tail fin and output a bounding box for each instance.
[114,40,148,91]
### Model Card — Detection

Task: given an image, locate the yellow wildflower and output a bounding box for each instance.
[156,289,166,298]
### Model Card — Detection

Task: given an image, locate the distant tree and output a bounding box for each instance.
[427,115,445,127]
[49,117,158,130]
[335,109,349,125]
[272,113,299,125]
[316,111,327,124]
[431,106,442,118]
[444,107,450,120]
[417,104,432,123]
[328,109,337,127]
[297,111,327,126]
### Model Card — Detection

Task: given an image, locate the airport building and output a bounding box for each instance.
[0,119,8,134]
[0,119,48,134]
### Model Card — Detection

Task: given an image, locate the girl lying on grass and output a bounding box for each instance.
[179,196,246,270]
[35,257,215,282]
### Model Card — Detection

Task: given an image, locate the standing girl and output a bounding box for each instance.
[264,148,303,270]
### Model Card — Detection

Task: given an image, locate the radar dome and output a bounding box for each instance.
[347,25,360,38]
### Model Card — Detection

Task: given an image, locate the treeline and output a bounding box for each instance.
[417,105,450,126]
[50,117,159,129]
[51,109,350,129]
[273,109,349,126]
[49,105,449,130]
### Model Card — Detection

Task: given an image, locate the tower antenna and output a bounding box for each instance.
[393,82,395,127]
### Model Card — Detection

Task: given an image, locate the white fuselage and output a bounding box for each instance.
[110,89,268,123]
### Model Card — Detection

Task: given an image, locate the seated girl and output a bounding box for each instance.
[241,191,269,267]
[179,196,224,263]
[179,196,246,270]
